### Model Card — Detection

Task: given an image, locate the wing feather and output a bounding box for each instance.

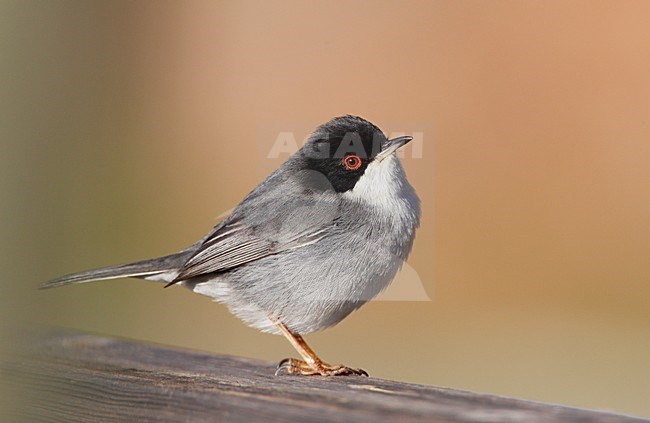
[171,168,342,284]
[172,223,333,283]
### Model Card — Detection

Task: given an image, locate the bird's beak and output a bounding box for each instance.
[376,136,413,162]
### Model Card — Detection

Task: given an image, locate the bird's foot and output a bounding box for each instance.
[275,358,368,377]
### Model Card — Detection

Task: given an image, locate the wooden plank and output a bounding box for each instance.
[1,330,646,423]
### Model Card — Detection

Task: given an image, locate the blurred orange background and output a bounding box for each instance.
[2,0,649,417]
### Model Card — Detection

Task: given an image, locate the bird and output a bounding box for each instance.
[42,115,421,376]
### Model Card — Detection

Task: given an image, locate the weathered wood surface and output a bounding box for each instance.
[1,331,647,423]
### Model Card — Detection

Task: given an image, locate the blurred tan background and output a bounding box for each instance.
[2,0,649,417]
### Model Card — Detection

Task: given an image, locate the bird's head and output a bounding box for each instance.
[297,115,412,193]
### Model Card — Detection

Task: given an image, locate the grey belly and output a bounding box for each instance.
[185,234,403,335]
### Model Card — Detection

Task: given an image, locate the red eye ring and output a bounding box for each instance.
[342,154,362,170]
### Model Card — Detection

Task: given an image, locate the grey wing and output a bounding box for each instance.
[172,170,341,283]
[172,221,331,281]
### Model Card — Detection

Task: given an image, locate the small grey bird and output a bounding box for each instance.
[43,115,420,376]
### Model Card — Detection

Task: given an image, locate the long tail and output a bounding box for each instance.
[40,245,199,289]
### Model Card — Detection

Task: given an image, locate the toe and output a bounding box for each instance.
[317,364,369,377]
[277,357,292,368]
[275,358,320,376]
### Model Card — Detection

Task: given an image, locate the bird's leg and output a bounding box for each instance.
[273,321,367,377]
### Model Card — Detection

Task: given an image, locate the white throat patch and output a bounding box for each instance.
[343,154,420,219]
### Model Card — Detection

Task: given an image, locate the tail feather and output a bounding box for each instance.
[40,245,199,289]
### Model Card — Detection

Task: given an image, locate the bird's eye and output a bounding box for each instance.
[342,154,362,171]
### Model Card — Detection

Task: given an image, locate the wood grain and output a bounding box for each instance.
[1,330,646,422]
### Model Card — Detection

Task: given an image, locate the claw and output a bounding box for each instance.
[275,364,290,376]
[275,358,294,376]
